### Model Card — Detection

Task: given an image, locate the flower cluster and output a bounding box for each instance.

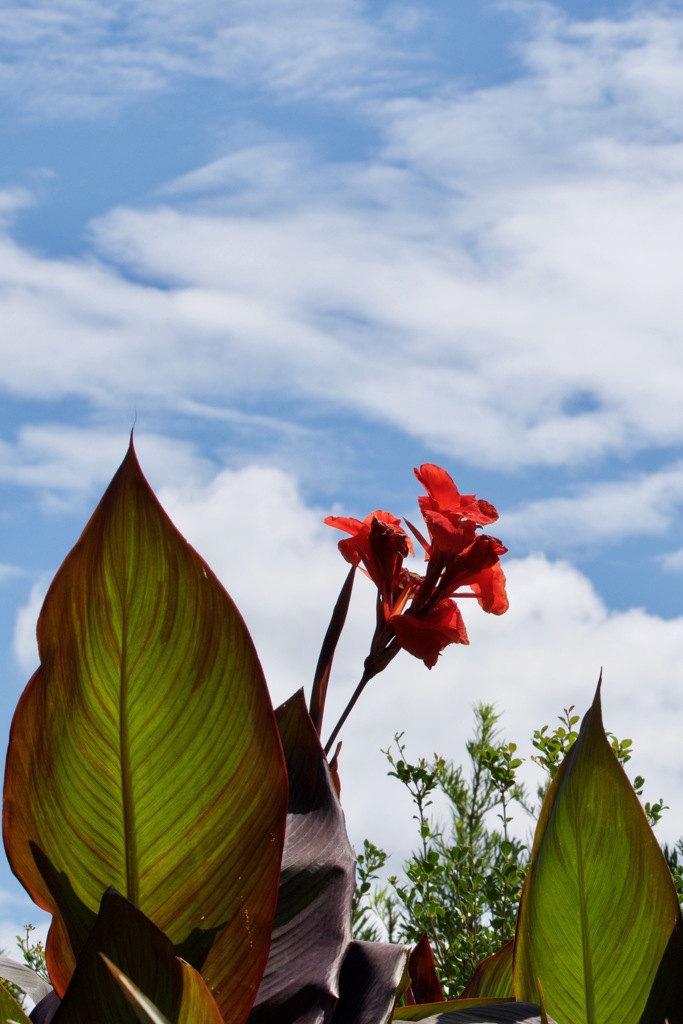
[325,464,508,670]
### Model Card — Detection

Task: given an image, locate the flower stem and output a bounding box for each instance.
[323,638,401,755]
[324,667,373,755]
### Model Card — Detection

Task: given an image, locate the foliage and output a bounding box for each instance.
[16,927,48,985]
[354,706,530,997]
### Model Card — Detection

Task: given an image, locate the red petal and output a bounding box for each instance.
[420,510,476,555]
[470,562,509,615]
[324,515,366,538]
[414,464,461,507]
[390,600,469,668]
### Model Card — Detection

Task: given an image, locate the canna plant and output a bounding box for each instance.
[0,439,680,1024]
[0,442,523,1023]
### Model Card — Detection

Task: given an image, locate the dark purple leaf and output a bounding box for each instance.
[248,691,357,1024]
[309,567,356,736]
[29,991,61,1023]
[329,940,409,1024]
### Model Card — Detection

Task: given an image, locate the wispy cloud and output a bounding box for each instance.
[0,564,25,583]
[503,461,683,549]
[3,4,683,479]
[0,0,416,119]
[0,426,214,507]
[657,547,683,573]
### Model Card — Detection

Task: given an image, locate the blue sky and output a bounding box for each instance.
[2,0,683,954]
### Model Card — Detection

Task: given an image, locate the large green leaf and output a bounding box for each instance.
[247,690,357,1024]
[513,682,683,1023]
[50,889,223,1023]
[3,440,288,1021]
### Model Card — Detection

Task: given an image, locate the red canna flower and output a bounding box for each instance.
[324,465,508,676]
[321,464,509,750]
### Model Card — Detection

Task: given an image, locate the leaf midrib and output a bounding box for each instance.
[119,545,139,906]
[576,801,595,1024]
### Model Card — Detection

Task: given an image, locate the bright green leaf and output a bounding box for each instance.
[513,681,683,1023]
[0,983,31,1024]
[3,440,288,1022]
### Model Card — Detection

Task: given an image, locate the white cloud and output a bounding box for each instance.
[0,188,33,225]
[0,0,411,118]
[659,547,683,573]
[4,7,683,475]
[0,565,24,584]
[12,578,47,675]
[503,460,683,549]
[86,156,683,471]
[0,425,214,508]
